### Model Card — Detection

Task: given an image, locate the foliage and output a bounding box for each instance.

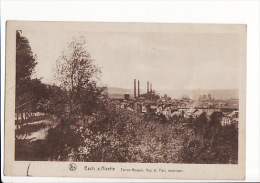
[37,85,68,116]
[16,31,37,86]
[15,31,49,128]
[16,31,38,106]
[55,35,103,115]
[16,107,238,164]
[180,113,238,164]
[44,117,84,161]
[15,139,46,161]
[37,35,110,161]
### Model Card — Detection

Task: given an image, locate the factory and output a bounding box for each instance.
[114,79,159,113]
[109,79,239,128]
[130,79,157,101]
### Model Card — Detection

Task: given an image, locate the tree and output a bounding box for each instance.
[16,31,37,85]
[55,35,104,116]
[46,35,109,161]
[16,30,38,127]
[194,113,208,135]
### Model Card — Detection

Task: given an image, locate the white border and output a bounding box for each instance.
[1,1,259,182]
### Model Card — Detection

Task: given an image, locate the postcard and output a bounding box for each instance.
[4,21,246,179]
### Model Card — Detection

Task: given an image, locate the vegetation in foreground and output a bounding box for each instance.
[16,107,238,163]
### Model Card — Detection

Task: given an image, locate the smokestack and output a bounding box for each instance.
[150,83,152,92]
[138,80,140,97]
[134,79,136,98]
[147,81,149,93]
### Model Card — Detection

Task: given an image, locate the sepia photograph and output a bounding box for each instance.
[4,21,246,179]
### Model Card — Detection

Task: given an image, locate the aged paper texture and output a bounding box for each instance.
[5,21,246,179]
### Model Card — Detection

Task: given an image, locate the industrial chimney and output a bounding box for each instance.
[147,81,149,93]
[150,83,152,92]
[134,79,136,98]
[138,80,140,97]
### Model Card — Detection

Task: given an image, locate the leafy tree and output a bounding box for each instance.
[181,111,238,164]
[15,30,38,126]
[44,35,109,161]
[194,113,208,135]
[16,30,37,85]
[44,117,84,161]
[37,84,67,115]
[210,125,238,163]
[55,35,103,116]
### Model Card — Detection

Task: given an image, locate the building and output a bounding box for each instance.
[193,110,205,118]
[221,115,232,126]
[124,94,130,100]
[232,118,239,128]
[150,105,157,113]
[205,109,214,120]
[221,111,239,126]
[141,103,147,113]
[198,93,212,101]
[171,111,182,117]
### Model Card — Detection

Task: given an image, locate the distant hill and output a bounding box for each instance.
[107,87,132,95]
[205,89,239,100]
[108,87,148,99]
[107,87,239,100]
[108,87,131,99]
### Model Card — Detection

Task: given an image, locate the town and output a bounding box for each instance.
[110,79,239,128]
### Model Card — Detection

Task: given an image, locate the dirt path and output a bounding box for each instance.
[16,118,57,141]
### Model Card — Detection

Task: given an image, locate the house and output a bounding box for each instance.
[193,110,205,118]
[162,107,171,118]
[218,102,227,107]
[141,103,147,113]
[170,111,181,117]
[221,111,239,126]
[232,118,239,128]
[150,105,157,113]
[184,111,193,119]
[206,109,215,120]
[184,108,196,117]
[187,108,197,114]
[221,115,232,126]
[205,109,222,121]
[230,110,239,118]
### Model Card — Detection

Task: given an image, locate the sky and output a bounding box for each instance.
[21,30,240,97]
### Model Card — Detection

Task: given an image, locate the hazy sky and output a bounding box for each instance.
[21,30,239,96]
